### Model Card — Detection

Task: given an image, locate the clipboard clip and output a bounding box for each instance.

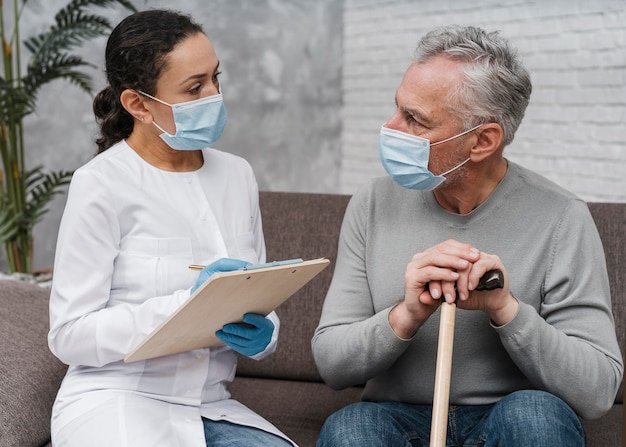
[188,258,304,271]
[242,258,303,270]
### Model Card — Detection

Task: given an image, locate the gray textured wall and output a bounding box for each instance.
[3,0,342,271]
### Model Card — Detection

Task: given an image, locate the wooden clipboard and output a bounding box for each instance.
[124,258,329,362]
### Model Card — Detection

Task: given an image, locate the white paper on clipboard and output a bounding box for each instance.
[124,257,329,363]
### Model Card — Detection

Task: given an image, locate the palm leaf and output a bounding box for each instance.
[23,53,93,96]
[1,167,74,243]
[0,0,135,272]
[0,204,19,244]
[25,0,136,60]
[22,1,136,96]
[53,0,137,47]
[24,0,137,61]
[24,15,111,57]
[0,78,35,123]
[22,167,73,229]
[61,0,137,15]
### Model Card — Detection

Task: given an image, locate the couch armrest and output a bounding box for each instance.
[0,280,67,447]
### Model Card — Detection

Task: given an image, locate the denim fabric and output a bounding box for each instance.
[317,390,585,447]
[203,418,292,447]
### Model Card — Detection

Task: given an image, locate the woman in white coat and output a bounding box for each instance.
[48,9,294,447]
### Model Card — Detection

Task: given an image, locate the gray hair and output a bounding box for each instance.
[413,25,532,147]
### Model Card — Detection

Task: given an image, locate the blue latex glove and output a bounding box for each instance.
[216,313,275,357]
[191,258,250,295]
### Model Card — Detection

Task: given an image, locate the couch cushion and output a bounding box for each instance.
[236,192,351,382]
[228,377,362,447]
[0,280,67,447]
[588,203,626,404]
[582,405,622,447]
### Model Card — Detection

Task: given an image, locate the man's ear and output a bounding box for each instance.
[120,89,149,123]
[470,123,504,162]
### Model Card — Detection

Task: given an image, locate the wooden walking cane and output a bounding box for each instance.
[428,270,504,447]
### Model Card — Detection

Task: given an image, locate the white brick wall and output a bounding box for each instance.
[340,0,626,202]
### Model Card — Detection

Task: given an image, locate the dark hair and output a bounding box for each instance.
[93,9,204,153]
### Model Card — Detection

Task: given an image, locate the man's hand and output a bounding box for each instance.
[458,252,518,326]
[389,240,479,339]
[389,240,519,338]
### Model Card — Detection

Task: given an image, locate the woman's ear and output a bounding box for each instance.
[120,89,149,123]
[470,123,504,162]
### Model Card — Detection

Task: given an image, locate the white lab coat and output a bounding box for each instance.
[48,141,295,446]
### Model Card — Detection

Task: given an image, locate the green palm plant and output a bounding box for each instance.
[0,0,136,273]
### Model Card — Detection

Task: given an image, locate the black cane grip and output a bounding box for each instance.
[475,269,504,291]
[424,270,504,291]
[425,269,503,295]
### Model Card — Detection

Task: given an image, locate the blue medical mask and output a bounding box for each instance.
[379,124,481,190]
[140,91,227,150]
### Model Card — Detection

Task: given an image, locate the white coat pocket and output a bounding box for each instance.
[234,232,259,263]
[115,236,195,299]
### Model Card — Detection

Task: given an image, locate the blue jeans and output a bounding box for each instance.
[203,418,292,447]
[317,390,585,447]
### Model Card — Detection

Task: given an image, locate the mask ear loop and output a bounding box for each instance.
[434,124,482,177]
[138,91,172,107]
[431,124,482,147]
[439,157,471,177]
[137,91,175,136]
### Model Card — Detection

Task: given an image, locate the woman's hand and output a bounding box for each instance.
[190,258,250,294]
[216,313,274,357]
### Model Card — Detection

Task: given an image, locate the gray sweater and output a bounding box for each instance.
[312,161,623,420]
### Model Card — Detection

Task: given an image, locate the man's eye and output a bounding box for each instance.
[408,114,421,126]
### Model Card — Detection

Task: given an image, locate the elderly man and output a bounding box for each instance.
[312,25,622,447]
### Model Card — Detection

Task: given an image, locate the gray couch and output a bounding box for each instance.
[0,191,623,447]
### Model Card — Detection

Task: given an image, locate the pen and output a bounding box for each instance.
[188,264,205,271]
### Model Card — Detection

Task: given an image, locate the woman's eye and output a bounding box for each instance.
[213,71,222,82]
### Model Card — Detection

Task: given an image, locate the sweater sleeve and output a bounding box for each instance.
[496,199,623,420]
[312,187,412,390]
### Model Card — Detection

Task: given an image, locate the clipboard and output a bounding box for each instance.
[124,257,329,362]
